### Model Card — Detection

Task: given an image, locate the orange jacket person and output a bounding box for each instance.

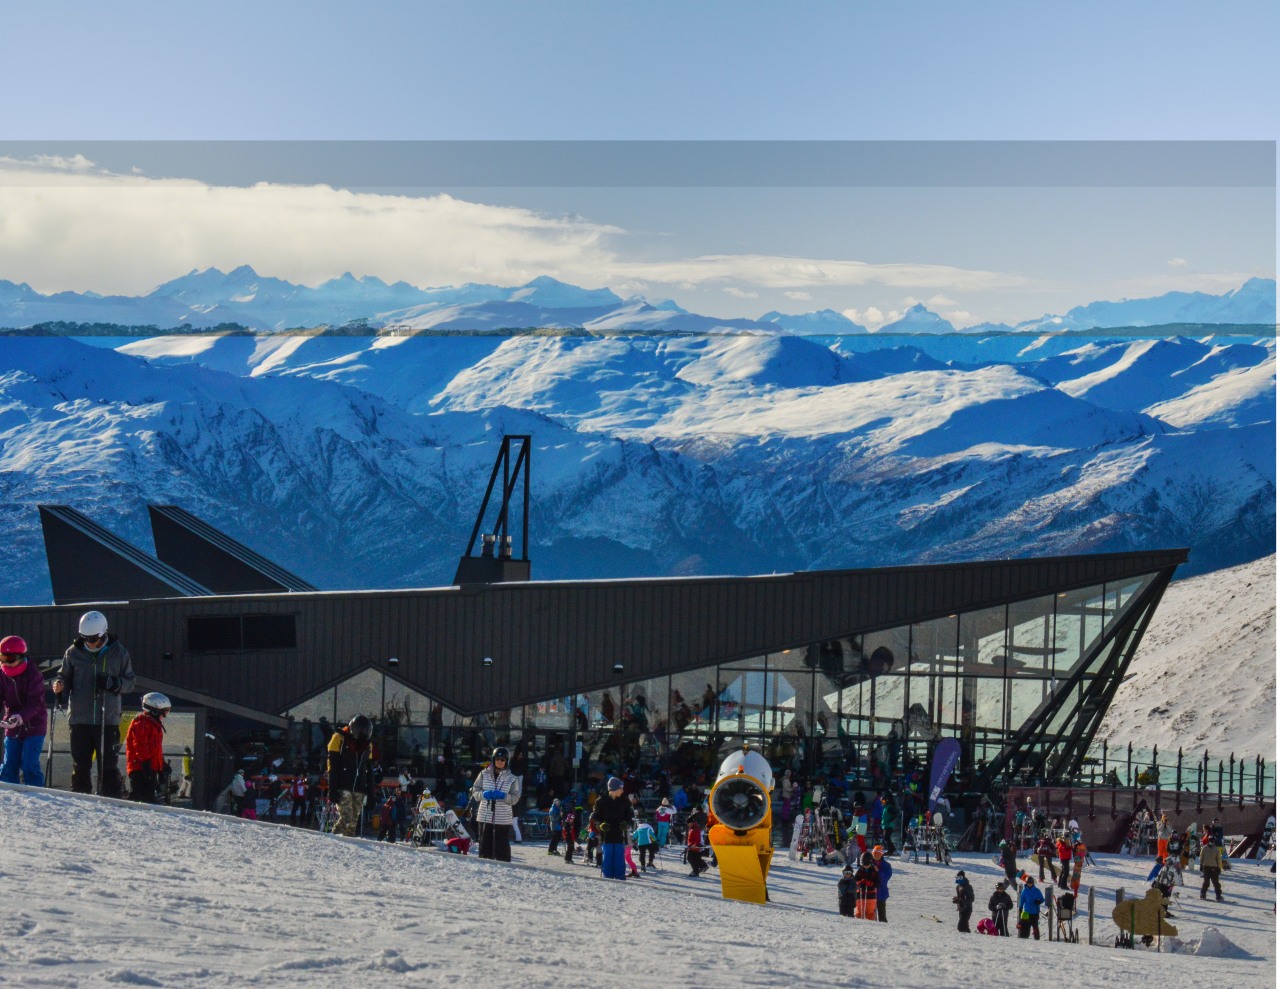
[126,693,170,804]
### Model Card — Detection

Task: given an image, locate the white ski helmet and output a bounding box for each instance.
[79,611,109,638]
[142,692,172,717]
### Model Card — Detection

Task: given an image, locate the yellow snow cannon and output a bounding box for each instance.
[707,744,775,904]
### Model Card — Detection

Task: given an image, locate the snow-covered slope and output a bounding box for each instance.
[1099,555,1277,759]
[0,786,1275,988]
[2,324,1275,603]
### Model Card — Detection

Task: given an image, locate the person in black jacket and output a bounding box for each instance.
[952,870,975,932]
[988,880,1013,936]
[327,715,376,836]
[837,864,857,917]
[591,776,634,880]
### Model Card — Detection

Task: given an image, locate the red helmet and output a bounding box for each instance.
[0,635,27,656]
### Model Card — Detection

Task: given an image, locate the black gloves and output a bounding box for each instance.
[94,674,122,694]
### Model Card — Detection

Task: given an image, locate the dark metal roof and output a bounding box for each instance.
[39,505,212,605]
[3,546,1188,719]
[148,505,318,594]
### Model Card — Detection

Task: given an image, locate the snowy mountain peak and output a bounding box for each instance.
[876,305,957,334]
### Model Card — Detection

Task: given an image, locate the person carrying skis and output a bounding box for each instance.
[952,870,975,932]
[0,636,48,787]
[125,692,170,803]
[1017,875,1045,939]
[837,864,857,917]
[327,714,377,838]
[988,879,1013,936]
[52,611,135,797]
[471,746,521,861]
[590,776,633,880]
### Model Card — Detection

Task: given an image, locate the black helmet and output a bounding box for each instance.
[492,746,510,762]
[348,715,373,741]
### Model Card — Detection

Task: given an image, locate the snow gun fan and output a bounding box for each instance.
[708,743,775,904]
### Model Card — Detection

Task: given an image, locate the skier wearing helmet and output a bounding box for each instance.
[0,635,48,787]
[52,611,136,797]
[125,692,171,803]
[326,714,377,837]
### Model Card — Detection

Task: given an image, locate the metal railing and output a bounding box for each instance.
[1070,740,1274,800]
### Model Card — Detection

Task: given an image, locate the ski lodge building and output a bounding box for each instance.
[3,436,1194,830]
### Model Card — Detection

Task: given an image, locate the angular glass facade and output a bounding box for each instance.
[277,573,1159,795]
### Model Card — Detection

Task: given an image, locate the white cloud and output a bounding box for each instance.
[0,159,623,295]
[844,306,889,328]
[784,290,812,301]
[942,309,978,327]
[1168,257,1189,267]
[928,294,958,307]
[0,158,1030,302]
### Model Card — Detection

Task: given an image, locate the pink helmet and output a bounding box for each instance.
[0,635,27,656]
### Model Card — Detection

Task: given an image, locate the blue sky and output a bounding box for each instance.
[1,2,1275,326]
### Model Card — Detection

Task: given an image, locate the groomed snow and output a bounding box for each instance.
[0,786,1274,988]
[1100,555,1277,760]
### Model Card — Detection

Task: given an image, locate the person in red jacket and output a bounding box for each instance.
[125,693,170,804]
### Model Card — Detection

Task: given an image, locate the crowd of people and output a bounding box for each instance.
[2,613,1262,940]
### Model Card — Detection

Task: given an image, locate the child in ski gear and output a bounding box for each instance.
[686,821,709,877]
[633,819,658,871]
[562,805,580,864]
[952,870,974,932]
[125,692,170,803]
[327,714,377,837]
[471,746,521,861]
[52,611,136,797]
[854,851,879,920]
[0,636,48,787]
[1017,875,1044,939]
[837,865,857,917]
[591,776,633,880]
[871,844,892,922]
[655,797,674,845]
[989,880,1013,936]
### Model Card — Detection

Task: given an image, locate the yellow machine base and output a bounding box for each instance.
[713,844,775,904]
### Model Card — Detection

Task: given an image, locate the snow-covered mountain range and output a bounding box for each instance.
[0,305,1274,604]
[0,268,1273,334]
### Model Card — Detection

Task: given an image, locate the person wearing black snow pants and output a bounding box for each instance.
[952,870,975,932]
[471,747,521,862]
[53,611,136,798]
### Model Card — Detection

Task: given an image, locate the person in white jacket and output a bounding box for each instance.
[471,747,522,861]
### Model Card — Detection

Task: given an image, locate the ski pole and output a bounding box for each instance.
[45,698,55,786]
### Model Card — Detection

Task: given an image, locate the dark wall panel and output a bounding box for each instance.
[2,549,1188,719]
